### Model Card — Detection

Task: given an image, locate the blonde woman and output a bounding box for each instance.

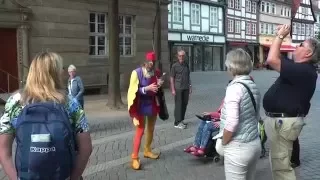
[67,64,84,108]
[218,49,261,180]
[0,52,92,180]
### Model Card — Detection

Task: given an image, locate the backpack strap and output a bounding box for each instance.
[236,82,257,113]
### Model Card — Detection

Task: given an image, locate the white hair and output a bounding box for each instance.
[68,64,76,72]
[225,48,252,76]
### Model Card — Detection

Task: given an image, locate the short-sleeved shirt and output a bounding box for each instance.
[170,61,191,90]
[263,58,317,115]
[0,93,90,134]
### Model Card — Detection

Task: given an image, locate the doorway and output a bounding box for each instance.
[0,28,19,93]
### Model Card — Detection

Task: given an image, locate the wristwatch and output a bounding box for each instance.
[277,34,284,39]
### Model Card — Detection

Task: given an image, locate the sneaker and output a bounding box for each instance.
[174,123,186,129]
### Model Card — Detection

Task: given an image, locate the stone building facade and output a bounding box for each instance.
[0,0,169,93]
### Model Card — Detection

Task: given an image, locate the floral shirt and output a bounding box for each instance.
[0,93,89,134]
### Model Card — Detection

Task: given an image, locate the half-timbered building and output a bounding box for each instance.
[258,0,294,65]
[168,0,226,71]
[292,0,316,45]
[226,0,260,65]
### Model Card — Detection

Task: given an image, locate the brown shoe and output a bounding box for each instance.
[143,151,160,159]
[131,158,141,170]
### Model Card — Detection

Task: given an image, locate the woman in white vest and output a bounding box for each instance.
[216,48,261,180]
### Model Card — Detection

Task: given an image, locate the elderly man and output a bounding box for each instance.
[263,24,319,180]
[170,50,192,129]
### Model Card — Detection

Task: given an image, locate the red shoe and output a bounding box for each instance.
[191,148,205,157]
[184,145,198,153]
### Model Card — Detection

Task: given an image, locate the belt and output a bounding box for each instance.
[265,112,305,118]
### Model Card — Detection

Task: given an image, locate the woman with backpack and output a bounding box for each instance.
[0,52,92,180]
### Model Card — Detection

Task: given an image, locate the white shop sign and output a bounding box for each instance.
[181,33,214,42]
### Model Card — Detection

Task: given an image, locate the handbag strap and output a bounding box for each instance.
[236,82,257,113]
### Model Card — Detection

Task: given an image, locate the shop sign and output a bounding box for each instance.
[182,33,214,42]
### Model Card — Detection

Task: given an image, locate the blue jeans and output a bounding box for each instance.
[194,121,218,148]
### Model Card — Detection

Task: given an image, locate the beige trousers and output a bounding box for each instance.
[264,116,305,180]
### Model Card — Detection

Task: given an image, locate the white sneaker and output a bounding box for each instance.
[174,123,186,129]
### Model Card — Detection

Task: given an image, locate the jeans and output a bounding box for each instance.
[224,138,261,180]
[194,121,218,148]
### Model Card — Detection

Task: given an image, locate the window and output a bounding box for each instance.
[89,13,107,56]
[119,16,133,56]
[252,24,256,35]
[271,4,276,14]
[235,0,240,10]
[235,20,241,33]
[228,19,234,32]
[246,0,252,12]
[281,6,291,17]
[260,1,276,14]
[297,23,301,34]
[252,2,257,13]
[191,3,201,25]
[89,13,134,56]
[260,2,265,12]
[301,24,305,35]
[210,7,218,26]
[246,22,251,35]
[228,0,234,8]
[260,23,264,34]
[293,22,297,34]
[306,24,310,36]
[173,0,183,23]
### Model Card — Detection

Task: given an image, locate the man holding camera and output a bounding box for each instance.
[263,24,319,180]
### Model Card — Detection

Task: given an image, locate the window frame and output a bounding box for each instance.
[119,15,134,57]
[89,13,108,56]
[191,3,201,25]
[228,0,234,8]
[210,7,218,27]
[89,13,134,57]
[235,20,241,33]
[235,0,240,10]
[246,0,252,12]
[252,23,256,35]
[228,19,234,32]
[172,0,183,23]
[252,2,257,13]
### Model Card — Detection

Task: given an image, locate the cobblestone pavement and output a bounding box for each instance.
[0,70,319,180]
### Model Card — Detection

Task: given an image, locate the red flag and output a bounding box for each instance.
[292,0,303,18]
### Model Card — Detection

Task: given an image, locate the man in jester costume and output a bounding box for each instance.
[127,51,163,170]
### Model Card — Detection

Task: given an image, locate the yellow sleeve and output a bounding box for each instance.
[127,70,139,110]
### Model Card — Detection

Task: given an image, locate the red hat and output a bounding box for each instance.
[146,51,156,61]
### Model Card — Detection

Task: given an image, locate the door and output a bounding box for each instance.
[0,28,19,93]
[193,45,203,71]
[204,46,223,71]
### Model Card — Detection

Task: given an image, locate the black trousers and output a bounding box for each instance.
[291,138,300,165]
[174,89,189,126]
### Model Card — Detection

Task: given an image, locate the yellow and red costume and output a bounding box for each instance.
[127,52,161,170]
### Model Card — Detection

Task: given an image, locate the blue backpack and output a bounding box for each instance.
[13,102,76,180]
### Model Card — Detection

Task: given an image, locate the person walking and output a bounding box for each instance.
[215,49,261,180]
[170,50,191,129]
[0,52,92,180]
[67,64,85,108]
[263,24,319,180]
